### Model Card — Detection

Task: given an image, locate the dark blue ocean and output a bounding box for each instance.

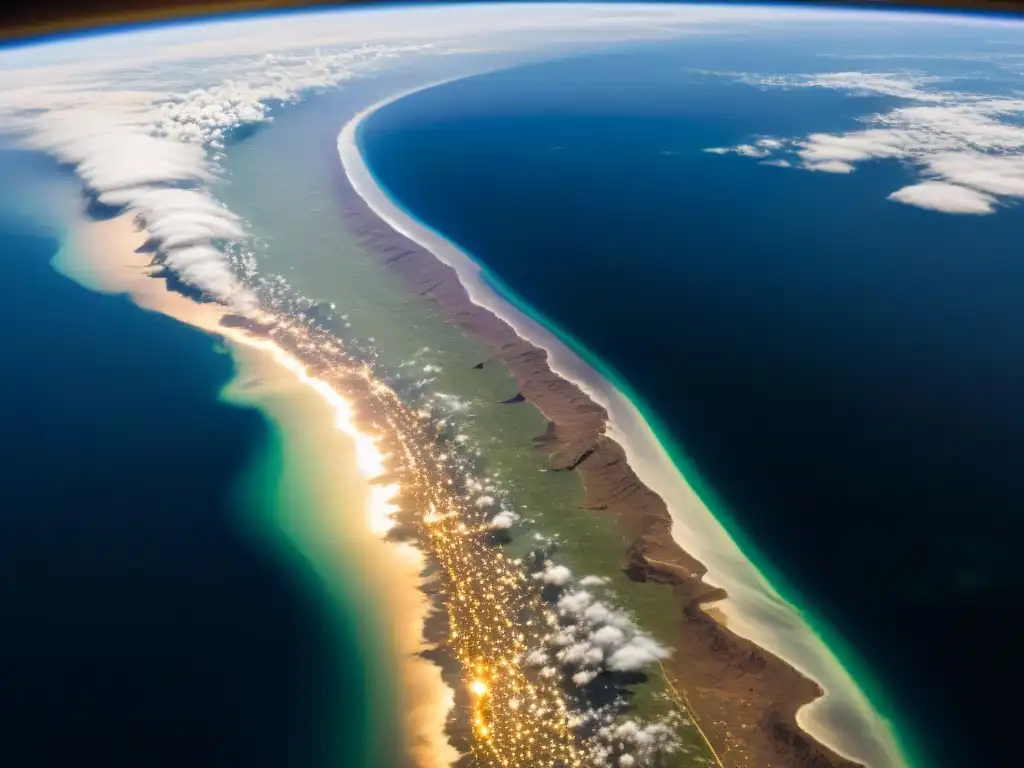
[0,153,372,768]
[359,37,1024,768]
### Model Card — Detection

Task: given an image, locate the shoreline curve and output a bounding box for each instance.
[336,83,910,768]
[58,211,460,768]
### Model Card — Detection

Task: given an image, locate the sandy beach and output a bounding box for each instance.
[57,212,459,768]
[336,90,908,768]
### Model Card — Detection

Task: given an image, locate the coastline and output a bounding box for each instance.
[55,212,459,768]
[337,89,907,768]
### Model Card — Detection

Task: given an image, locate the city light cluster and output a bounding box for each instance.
[229,310,700,767]
[253,317,585,766]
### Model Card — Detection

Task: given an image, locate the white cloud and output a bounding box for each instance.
[0,38,446,307]
[806,159,856,174]
[572,670,598,686]
[732,143,770,158]
[557,641,596,665]
[888,181,997,214]
[703,69,1024,215]
[924,151,1024,197]
[557,589,594,616]
[546,587,671,675]
[12,0,766,305]
[487,510,520,530]
[591,625,626,648]
[798,130,907,165]
[606,634,671,672]
[788,70,950,101]
[524,649,549,667]
[540,564,573,585]
[8,5,1014,301]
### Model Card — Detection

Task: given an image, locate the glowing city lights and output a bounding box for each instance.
[222,314,586,767]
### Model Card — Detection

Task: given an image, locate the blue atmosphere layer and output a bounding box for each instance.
[3,1,1020,54]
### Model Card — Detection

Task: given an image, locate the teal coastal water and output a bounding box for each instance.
[0,151,390,768]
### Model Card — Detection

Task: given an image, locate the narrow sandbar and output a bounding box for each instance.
[338,88,908,768]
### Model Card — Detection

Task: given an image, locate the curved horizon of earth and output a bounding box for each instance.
[0,4,1022,768]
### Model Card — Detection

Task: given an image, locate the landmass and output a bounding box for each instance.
[332,161,861,768]
[67,213,461,768]
[75,116,867,768]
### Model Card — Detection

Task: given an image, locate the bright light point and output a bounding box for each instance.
[471,679,489,697]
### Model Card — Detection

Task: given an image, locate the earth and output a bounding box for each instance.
[0,4,1022,768]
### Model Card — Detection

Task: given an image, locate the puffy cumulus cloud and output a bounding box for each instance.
[525,570,676,768]
[924,151,1024,197]
[537,563,573,586]
[731,143,771,158]
[150,46,418,146]
[557,589,594,616]
[798,129,908,166]
[807,159,856,173]
[606,634,672,672]
[486,510,520,531]
[572,669,599,686]
[580,707,686,767]
[524,649,549,668]
[591,625,627,649]
[545,586,672,676]
[703,69,1024,215]
[888,180,997,214]
[557,641,597,666]
[473,494,497,509]
[593,717,683,766]
[582,601,631,628]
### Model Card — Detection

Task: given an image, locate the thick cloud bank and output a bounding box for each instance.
[2,43,438,309]
[0,2,825,307]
